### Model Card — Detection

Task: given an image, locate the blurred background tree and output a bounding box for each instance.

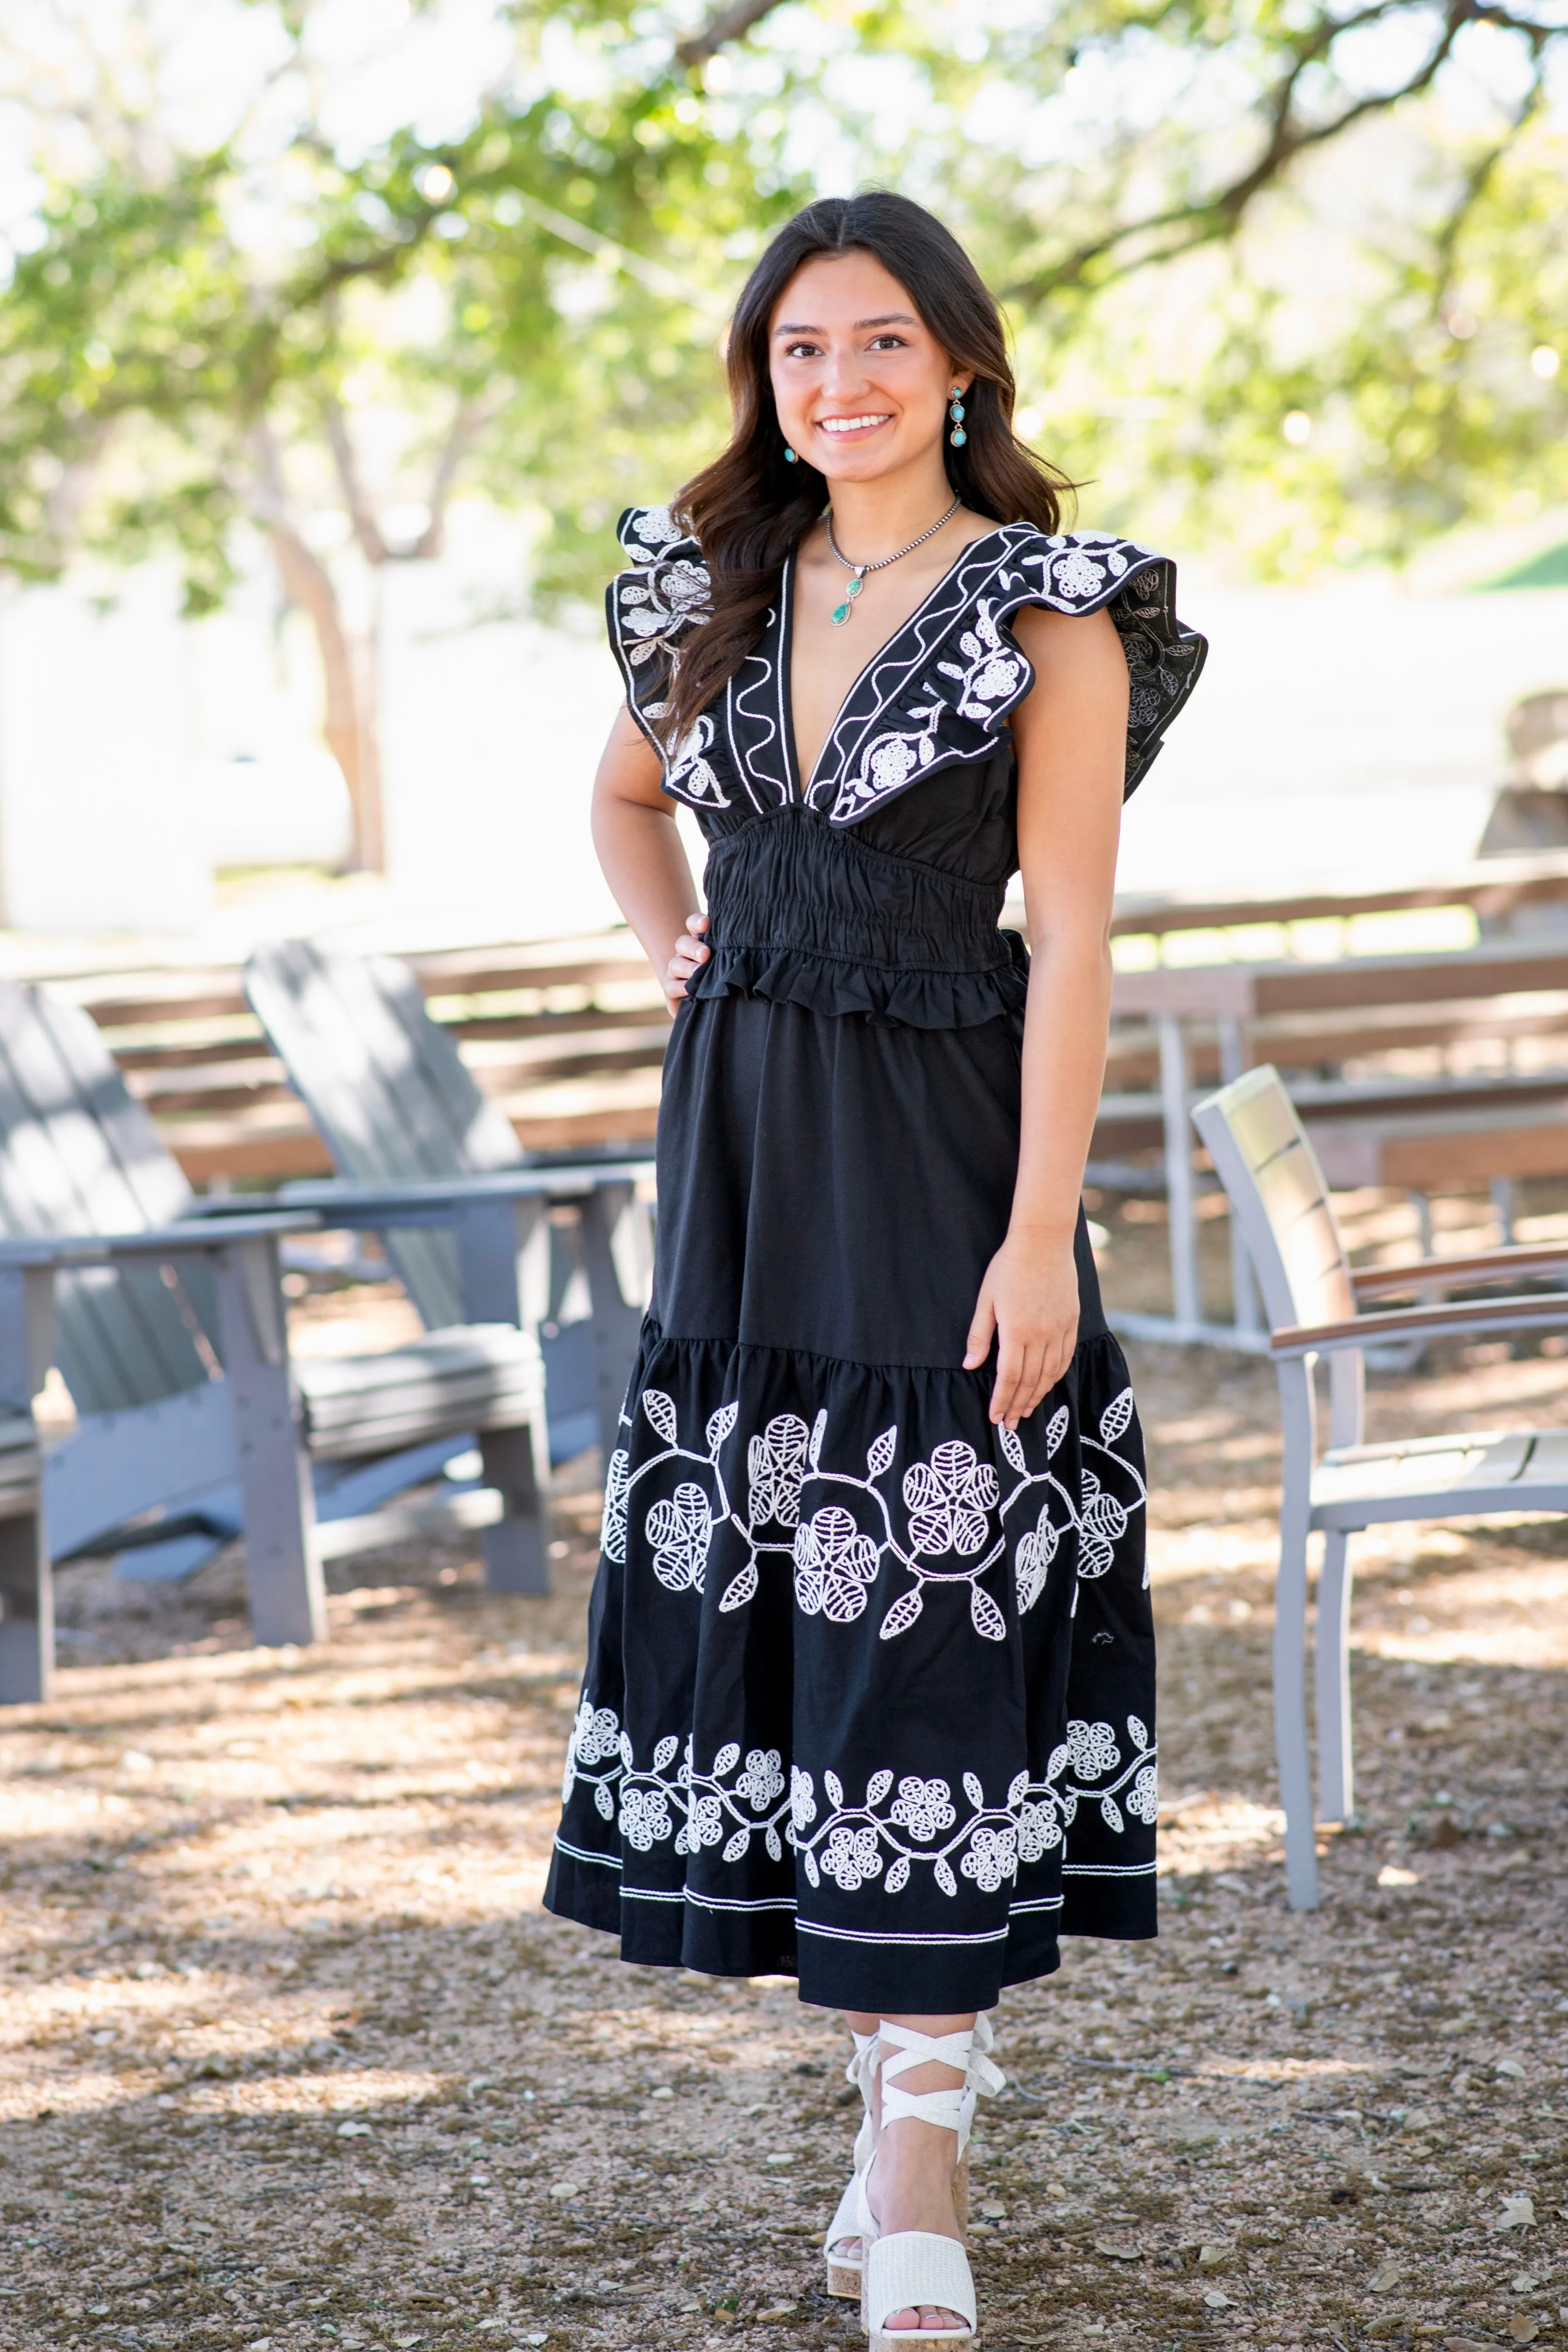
[0,0,1564,865]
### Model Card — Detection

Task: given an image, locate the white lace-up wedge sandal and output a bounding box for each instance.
[856,2020,1006,2348]
[825,2017,1002,2304]
[824,2029,879,2299]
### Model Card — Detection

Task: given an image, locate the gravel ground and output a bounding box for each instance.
[2,1219,1567,2352]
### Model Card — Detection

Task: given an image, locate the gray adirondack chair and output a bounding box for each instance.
[1193,1063,1568,1910]
[243,937,652,1464]
[0,1344,48,1703]
[0,975,554,1694]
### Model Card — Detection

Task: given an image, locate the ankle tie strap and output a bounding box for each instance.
[876,2018,1005,2157]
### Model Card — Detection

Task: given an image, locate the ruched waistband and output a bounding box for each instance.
[688,811,1027,1030]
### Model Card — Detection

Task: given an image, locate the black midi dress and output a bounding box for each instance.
[544,507,1207,2013]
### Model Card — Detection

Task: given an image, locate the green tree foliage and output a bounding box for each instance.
[0,0,1564,855]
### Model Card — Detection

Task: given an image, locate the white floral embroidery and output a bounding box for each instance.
[747,1412,810,1528]
[904,1441,999,1558]
[664,712,728,808]
[605,1375,1146,1641]
[645,1481,714,1593]
[1058,1714,1158,1835]
[794,1505,880,1623]
[601,1446,630,1564]
[628,505,684,552]
[889,1776,958,1843]
[564,1704,1157,1891]
[1049,548,1108,599]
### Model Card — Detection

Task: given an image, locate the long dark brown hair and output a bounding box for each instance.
[657,190,1075,746]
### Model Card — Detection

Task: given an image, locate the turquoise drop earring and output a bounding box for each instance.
[949,387,967,448]
[784,445,799,464]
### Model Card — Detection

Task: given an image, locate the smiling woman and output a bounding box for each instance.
[543,189,1207,2347]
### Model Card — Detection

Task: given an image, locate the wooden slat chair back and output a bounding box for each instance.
[245,939,518,1331]
[0,982,216,1411]
[1194,1062,1568,1913]
[246,937,650,1462]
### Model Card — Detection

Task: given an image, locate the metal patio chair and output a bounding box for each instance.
[1192,1063,1568,1909]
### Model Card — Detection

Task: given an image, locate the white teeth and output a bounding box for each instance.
[818,415,889,435]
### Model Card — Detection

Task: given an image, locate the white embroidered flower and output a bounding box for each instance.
[903,1441,1000,1559]
[1049,549,1107,600]
[644,1482,714,1593]
[960,1822,1018,1892]
[619,1784,674,1850]
[630,505,683,551]
[733,1748,785,1812]
[867,736,919,790]
[747,1412,811,1529]
[1127,1762,1159,1824]
[793,1505,880,1623]
[1014,1501,1060,1613]
[660,558,710,611]
[687,1791,726,1849]
[1078,1467,1129,1577]
[969,654,1021,704]
[1067,1719,1122,1781]
[820,1823,883,1891]
[889,1776,957,1843]
[600,1447,630,1564]
[571,1699,622,1767]
[666,716,727,808]
[1016,1799,1062,1863]
[790,1766,817,1831]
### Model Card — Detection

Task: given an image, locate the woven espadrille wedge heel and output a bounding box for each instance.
[856,2021,1004,2348]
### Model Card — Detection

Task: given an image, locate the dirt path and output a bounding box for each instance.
[2,1327,1566,2352]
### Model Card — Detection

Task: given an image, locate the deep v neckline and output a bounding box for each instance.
[780,528,1006,802]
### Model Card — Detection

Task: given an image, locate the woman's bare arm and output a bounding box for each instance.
[963,603,1129,1427]
[591,703,712,1016]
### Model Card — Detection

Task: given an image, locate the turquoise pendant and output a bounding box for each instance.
[831,572,864,626]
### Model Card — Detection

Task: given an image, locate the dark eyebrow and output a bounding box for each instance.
[771,313,920,338]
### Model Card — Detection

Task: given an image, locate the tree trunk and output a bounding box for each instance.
[265,521,384,873]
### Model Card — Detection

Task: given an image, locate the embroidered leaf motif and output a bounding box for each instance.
[878,1588,924,1642]
[959,630,981,658]
[867,1769,893,1808]
[765,1825,782,1862]
[867,1426,898,1479]
[803,1850,820,1889]
[1008,1771,1030,1809]
[808,1408,827,1471]
[1129,1715,1150,1751]
[718,1563,759,1614]
[935,1857,958,1897]
[619,1731,634,1766]
[970,1584,1006,1642]
[713,1742,741,1778]
[706,1401,739,1452]
[642,1388,679,1444]
[1046,1405,1070,1457]
[885,1855,910,1894]
[1099,1388,1135,1445]
[998,1424,1027,1474]
[594,1783,615,1820]
[963,1772,985,1808]
[1100,1795,1125,1832]
[722,1827,751,1863]
[653,1736,679,1772]
[824,1769,845,1807]
[1047,1743,1071,1783]
[937,660,965,680]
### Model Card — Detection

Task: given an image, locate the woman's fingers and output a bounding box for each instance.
[963,1287,997,1371]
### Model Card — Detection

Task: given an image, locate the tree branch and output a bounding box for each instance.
[324,396,390,564]
[674,0,789,69]
[409,399,491,561]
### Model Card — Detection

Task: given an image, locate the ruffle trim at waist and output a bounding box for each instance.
[684,930,1031,1030]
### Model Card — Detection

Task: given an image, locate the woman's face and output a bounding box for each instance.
[768,250,970,483]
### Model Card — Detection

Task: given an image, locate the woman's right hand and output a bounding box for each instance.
[663,911,711,1015]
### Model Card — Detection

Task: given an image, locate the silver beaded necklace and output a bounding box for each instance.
[823,497,961,626]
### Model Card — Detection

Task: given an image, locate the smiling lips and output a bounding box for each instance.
[816,413,892,437]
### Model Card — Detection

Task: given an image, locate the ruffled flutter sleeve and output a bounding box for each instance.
[605,504,713,757]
